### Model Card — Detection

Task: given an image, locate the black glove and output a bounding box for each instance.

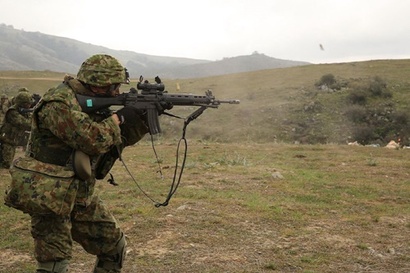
[116,107,149,146]
[116,107,140,125]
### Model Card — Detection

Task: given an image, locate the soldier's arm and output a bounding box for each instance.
[6,109,31,130]
[38,101,122,156]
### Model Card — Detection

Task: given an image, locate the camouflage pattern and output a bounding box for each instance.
[30,80,122,165]
[37,260,69,273]
[13,91,34,148]
[18,87,29,92]
[31,195,122,265]
[0,94,11,124]
[0,105,32,168]
[14,91,33,106]
[10,87,31,105]
[5,65,144,271]
[0,143,16,169]
[5,156,78,215]
[77,54,129,87]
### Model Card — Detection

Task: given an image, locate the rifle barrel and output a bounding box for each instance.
[217,99,240,104]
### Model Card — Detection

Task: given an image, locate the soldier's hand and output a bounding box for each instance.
[116,107,140,125]
[115,107,149,146]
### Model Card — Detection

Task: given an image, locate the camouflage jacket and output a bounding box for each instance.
[0,101,10,124]
[0,105,32,145]
[28,78,123,203]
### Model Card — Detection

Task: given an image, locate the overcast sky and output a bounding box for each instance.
[2,0,410,64]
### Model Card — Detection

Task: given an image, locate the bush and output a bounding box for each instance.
[392,111,409,126]
[345,105,367,123]
[352,125,375,144]
[347,90,368,105]
[317,73,336,86]
[368,76,388,97]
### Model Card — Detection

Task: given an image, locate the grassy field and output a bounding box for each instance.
[1,142,409,272]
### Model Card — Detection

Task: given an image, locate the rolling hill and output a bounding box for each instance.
[0,23,309,79]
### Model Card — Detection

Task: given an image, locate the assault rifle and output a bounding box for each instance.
[76,76,240,134]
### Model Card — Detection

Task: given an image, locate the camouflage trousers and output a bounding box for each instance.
[31,194,123,263]
[0,142,16,168]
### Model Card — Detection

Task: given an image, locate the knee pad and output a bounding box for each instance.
[93,233,127,272]
[37,260,69,273]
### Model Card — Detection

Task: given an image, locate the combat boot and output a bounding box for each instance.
[93,233,126,273]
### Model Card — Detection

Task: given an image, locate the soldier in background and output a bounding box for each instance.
[0,93,12,124]
[10,87,30,105]
[15,91,42,148]
[14,87,36,147]
[0,92,33,168]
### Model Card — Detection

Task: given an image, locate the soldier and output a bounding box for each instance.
[0,93,12,124]
[0,92,32,168]
[15,88,36,148]
[5,54,149,272]
[10,87,30,105]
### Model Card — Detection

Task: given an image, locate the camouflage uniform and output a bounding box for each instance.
[20,54,148,273]
[0,92,32,168]
[0,93,12,124]
[17,88,35,147]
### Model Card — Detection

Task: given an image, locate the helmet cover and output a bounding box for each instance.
[77,54,129,87]
[14,92,32,106]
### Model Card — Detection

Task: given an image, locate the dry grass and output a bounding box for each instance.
[1,142,409,272]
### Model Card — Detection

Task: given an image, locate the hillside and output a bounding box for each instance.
[1,59,410,145]
[155,59,410,145]
[154,53,309,78]
[0,24,309,79]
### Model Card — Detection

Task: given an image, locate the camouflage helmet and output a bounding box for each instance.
[76,54,129,87]
[14,92,32,106]
[1,93,8,99]
[18,87,29,92]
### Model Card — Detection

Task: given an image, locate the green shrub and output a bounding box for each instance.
[392,111,409,127]
[347,90,368,105]
[316,73,336,87]
[352,125,375,144]
[345,105,367,123]
[368,76,387,96]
